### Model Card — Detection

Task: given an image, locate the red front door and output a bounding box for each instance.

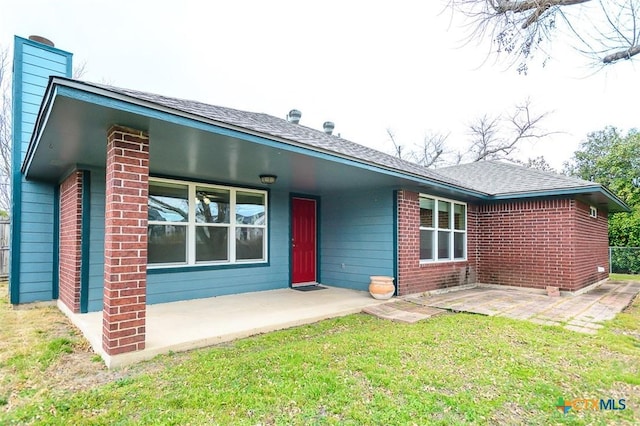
[292,197,317,285]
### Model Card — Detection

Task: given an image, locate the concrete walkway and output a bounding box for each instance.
[406,281,640,333]
[63,286,386,368]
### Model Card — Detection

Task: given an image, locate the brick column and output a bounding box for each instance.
[397,190,420,295]
[103,126,149,356]
[59,171,83,313]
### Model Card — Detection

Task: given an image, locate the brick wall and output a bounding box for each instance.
[398,193,609,294]
[573,200,609,290]
[476,198,608,291]
[103,126,149,356]
[59,171,83,313]
[476,199,574,290]
[396,190,477,295]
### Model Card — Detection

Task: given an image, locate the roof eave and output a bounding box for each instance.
[23,77,489,199]
[489,185,630,212]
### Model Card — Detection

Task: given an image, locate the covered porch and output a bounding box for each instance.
[23,78,479,364]
[59,285,387,368]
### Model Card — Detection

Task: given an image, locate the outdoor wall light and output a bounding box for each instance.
[259,174,277,185]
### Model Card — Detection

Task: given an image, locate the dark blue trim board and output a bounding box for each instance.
[80,171,91,313]
[52,185,60,300]
[9,37,24,304]
[489,186,629,212]
[147,262,271,275]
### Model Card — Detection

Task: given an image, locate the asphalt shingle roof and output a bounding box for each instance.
[85,81,473,191]
[76,80,610,200]
[436,160,599,195]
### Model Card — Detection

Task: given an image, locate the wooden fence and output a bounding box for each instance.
[0,220,8,279]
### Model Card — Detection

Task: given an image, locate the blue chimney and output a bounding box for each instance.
[10,36,72,304]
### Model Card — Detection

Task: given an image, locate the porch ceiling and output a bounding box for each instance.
[24,90,477,199]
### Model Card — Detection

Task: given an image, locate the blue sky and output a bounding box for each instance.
[2,0,638,169]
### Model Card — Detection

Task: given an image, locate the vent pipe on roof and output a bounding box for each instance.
[287,109,301,124]
[28,35,55,47]
[323,121,335,135]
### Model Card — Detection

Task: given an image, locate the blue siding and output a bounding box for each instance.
[83,180,290,311]
[87,170,105,312]
[10,36,72,304]
[320,190,394,291]
[146,189,290,306]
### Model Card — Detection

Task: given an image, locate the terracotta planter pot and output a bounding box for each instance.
[369,276,395,300]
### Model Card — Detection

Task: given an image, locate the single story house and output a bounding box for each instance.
[10,36,629,357]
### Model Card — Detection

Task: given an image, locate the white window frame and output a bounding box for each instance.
[148,177,268,268]
[589,206,598,218]
[419,194,467,263]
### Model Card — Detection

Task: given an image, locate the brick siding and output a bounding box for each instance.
[476,199,574,290]
[103,126,149,356]
[475,199,608,291]
[396,190,477,295]
[58,171,83,313]
[573,201,609,289]
[397,192,609,294]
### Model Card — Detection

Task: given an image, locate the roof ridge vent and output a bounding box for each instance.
[287,109,301,124]
[323,121,335,135]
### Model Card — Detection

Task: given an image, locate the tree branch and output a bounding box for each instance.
[603,44,640,62]
[450,0,640,70]
[469,99,553,161]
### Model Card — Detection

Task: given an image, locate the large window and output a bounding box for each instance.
[148,178,267,266]
[419,195,466,262]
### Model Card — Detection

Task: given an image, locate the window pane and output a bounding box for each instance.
[236,192,265,225]
[419,197,435,228]
[438,230,450,259]
[236,227,264,260]
[454,204,466,230]
[438,201,451,229]
[195,226,228,261]
[149,182,188,222]
[148,225,187,263]
[454,232,465,259]
[420,230,434,260]
[196,187,230,224]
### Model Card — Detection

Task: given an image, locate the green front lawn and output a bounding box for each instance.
[1,280,639,425]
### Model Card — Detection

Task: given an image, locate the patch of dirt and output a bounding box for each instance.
[0,282,178,413]
[363,300,447,323]
[489,402,531,425]
[40,319,178,394]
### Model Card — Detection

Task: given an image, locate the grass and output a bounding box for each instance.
[610,273,639,281]
[0,279,639,425]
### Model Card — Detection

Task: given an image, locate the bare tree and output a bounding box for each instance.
[387,128,449,168]
[387,129,406,160]
[0,47,11,213]
[417,132,448,167]
[516,155,557,171]
[466,99,552,161]
[73,60,88,79]
[390,100,553,167]
[448,0,640,72]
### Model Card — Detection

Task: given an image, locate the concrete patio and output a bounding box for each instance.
[62,286,387,368]
[405,280,640,333]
